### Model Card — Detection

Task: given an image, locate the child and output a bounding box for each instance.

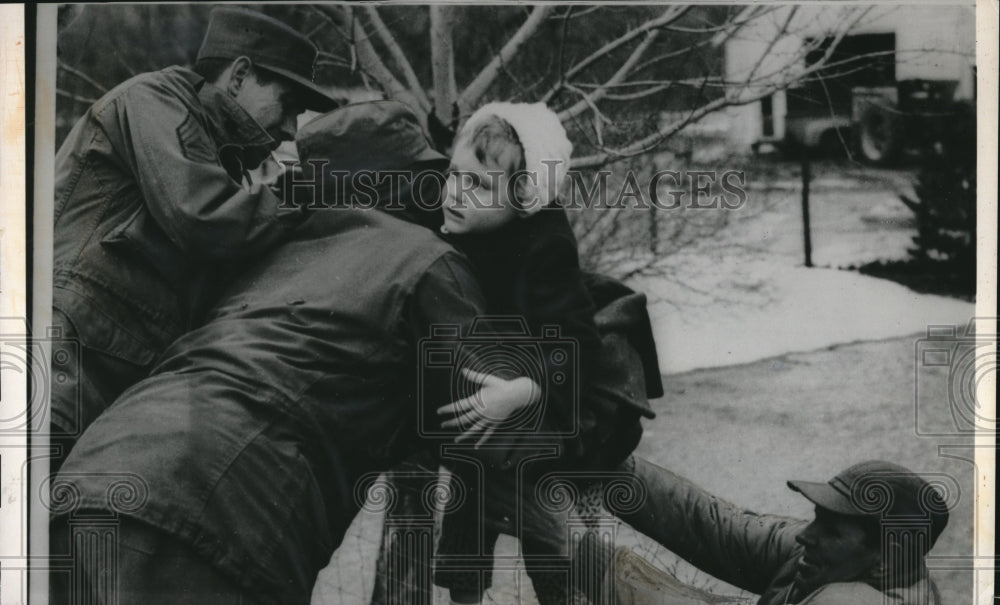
[432,102,661,605]
[436,102,602,454]
[293,99,661,604]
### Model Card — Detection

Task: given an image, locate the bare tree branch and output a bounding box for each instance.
[576,206,630,255]
[630,38,719,75]
[541,6,690,104]
[112,49,139,79]
[667,6,772,36]
[307,5,349,37]
[739,6,799,90]
[329,5,427,119]
[58,60,108,93]
[549,6,602,21]
[709,6,770,47]
[498,56,551,102]
[364,6,431,112]
[570,6,874,168]
[602,83,671,102]
[430,6,457,124]
[56,89,99,104]
[570,89,754,168]
[305,20,327,39]
[558,28,661,121]
[458,6,555,112]
[554,6,573,89]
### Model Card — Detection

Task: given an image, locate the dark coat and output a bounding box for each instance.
[446,207,662,471]
[52,66,304,432]
[56,209,488,603]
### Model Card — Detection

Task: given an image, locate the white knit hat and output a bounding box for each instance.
[458,102,572,214]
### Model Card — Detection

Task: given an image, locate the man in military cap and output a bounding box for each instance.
[607,458,950,605]
[50,7,339,469]
[51,101,541,604]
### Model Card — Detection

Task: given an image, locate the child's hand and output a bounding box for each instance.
[436,368,540,447]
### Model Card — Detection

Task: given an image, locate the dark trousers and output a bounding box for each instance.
[49,308,150,473]
[435,462,573,605]
[372,453,577,605]
[49,514,261,605]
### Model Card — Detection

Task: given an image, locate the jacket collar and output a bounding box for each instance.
[773,558,933,605]
[197,83,276,171]
[169,67,277,169]
[197,83,276,150]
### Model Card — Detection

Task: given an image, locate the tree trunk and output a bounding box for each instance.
[429,6,457,128]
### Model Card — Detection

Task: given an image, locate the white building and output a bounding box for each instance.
[721,4,976,151]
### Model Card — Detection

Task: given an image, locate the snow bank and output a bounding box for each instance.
[634,252,975,374]
[623,161,975,375]
[636,260,974,375]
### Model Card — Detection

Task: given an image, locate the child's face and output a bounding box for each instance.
[440,138,521,235]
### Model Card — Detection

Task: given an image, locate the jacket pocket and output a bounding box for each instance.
[101,205,192,290]
[54,288,160,367]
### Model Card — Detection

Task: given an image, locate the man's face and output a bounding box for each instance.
[440,137,520,235]
[234,72,303,146]
[793,507,881,595]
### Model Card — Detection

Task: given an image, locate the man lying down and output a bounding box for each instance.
[52,101,950,605]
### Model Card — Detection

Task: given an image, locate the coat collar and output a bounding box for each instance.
[197,82,276,172]
[169,67,277,169]
[765,556,933,605]
[197,82,276,151]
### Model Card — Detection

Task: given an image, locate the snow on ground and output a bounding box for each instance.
[631,160,975,375]
[640,261,974,375]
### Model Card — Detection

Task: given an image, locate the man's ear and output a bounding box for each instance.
[226,56,253,98]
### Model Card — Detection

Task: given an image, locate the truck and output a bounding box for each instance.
[784,78,968,164]
[727,5,975,163]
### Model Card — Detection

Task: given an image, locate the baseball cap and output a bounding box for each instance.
[788,460,950,547]
[296,100,447,174]
[197,7,339,112]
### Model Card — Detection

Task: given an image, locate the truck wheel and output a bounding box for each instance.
[856,105,899,165]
